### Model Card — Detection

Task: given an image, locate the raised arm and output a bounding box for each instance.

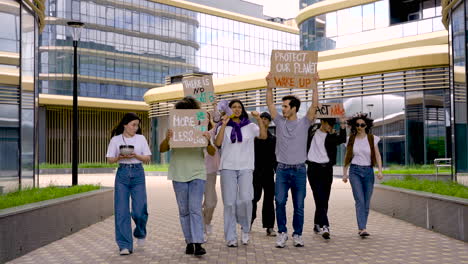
[252,111,267,140]
[159,129,172,153]
[306,72,320,122]
[265,73,278,120]
[215,115,230,147]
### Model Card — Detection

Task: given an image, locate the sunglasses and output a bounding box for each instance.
[356,123,367,128]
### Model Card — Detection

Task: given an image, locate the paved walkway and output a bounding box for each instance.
[8,174,468,264]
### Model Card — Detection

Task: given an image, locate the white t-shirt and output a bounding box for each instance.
[106,134,152,164]
[307,129,329,163]
[346,135,380,166]
[217,123,259,170]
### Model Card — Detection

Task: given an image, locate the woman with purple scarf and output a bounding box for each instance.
[215,99,267,247]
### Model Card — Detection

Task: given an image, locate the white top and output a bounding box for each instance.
[217,123,259,170]
[347,135,380,166]
[307,129,329,163]
[106,134,152,164]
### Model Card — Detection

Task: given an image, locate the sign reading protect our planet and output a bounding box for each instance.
[315,103,345,118]
[268,50,318,89]
[169,109,209,148]
[182,75,215,104]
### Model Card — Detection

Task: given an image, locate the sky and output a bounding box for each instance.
[247,0,300,19]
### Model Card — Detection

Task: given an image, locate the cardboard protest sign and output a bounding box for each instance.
[182,75,215,104]
[315,103,345,118]
[268,50,318,89]
[169,109,209,148]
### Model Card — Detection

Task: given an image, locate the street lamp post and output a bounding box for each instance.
[67,21,84,186]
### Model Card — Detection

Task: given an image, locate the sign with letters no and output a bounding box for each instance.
[315,103,345,118]
[169,109,209,148]
[268,50,318,90]
[182,75,215,104]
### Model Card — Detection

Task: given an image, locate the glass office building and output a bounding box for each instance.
[296,0,450,166]
[443,0,468,179]
[39,0,299,163]
[0,0,41,191]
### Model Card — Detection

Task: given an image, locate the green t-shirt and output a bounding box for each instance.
[168,147,206,182]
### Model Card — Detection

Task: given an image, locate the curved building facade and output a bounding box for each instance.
[297,0,450,167]
[39,0,299,164]
[145,0,451,167]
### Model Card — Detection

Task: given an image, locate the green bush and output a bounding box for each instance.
[0,185,101,210]
[380,164,451,175]
[381,176,468,199]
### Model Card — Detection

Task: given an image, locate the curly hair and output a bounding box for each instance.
[175,96,201,109]
[347,112,373,134]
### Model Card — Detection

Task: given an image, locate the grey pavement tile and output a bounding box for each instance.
[6,176,468,264]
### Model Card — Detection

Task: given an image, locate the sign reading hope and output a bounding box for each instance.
[169,109,209,148]
[315,103,345,118]
[182,75,215,103]
[268,50,318,89]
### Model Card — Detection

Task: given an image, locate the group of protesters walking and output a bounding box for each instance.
[105,73,384,256]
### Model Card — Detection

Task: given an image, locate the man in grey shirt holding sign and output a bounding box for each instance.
[266,73,319,248]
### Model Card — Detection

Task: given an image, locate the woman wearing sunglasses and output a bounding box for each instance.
[342,113,383,237]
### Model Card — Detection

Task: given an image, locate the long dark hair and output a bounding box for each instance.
[347,112,373,135]
[229,99,249,120]
[111,112,142,137]
[175,96,201,109]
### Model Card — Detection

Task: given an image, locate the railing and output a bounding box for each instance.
[434,158,452,180]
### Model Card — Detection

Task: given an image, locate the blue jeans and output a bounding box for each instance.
[275,163,307,236]
[173,179,206,244]
[349,164,375,230]
[220,169,253,242]
[114,163,148,251]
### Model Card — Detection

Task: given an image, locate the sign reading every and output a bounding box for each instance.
[315,103,345,118]
[169,109,209,148]
[182,75,215,103]
[268,50,318,89]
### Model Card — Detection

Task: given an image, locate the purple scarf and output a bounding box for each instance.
[227,118,251,143]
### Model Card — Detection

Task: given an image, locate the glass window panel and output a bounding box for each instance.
[362,3,375,31]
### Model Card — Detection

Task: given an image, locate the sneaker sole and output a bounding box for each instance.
[322,232,330,239]
[294,243,304,247]
[276,244,286,248]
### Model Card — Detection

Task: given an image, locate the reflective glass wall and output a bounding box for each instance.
[40,0,299,101]
[0,0,38,192]
[449,1,468,173]
[300,0,444,51]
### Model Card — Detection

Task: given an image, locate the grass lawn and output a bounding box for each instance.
[0,185,101,210]
[381,164,451,175]
[39,163,169,172]
[381,176,468,199]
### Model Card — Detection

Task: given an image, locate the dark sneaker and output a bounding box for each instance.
[313,224,321,234]
[194,243,206,256]
[321,226,330,239]
[185,243,194,254]
[359,231,370,237]
[266,228,277,236]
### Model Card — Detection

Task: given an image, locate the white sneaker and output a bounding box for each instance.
[119,248,130,255]
[205,224,213,236]
[292,234,304,247]
[276,232,288,248]
[227,240,238,247]
[241,232,250,245]
[136,238,146,247]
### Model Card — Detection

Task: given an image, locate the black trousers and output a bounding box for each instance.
[307,162,333,227]
[252,168,275,228]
